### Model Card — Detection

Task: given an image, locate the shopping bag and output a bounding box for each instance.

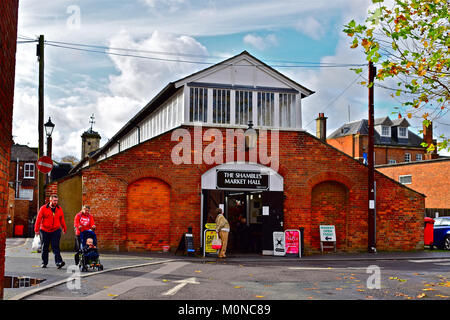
[211,236,222,250]
[32,234,41,251]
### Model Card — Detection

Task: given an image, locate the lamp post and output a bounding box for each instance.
[44,117,55,184]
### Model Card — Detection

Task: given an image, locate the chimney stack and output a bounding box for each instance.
[423,121,438,160]
[316,113,327,142]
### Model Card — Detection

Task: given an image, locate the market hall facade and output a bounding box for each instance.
[51,51,425,255]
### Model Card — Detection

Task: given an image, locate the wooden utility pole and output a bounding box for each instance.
[368,61,377,253]
[37,35,45,208]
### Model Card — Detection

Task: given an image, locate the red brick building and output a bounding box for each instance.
[0,0,19,300]
[376,158,450,218]
[9,144,39,237]
[326,116,438,165]
[49,52,425,256]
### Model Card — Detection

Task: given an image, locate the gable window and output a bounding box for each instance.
[213,89,230,124]
[416,154,422,161]
[257,92,274,127]
[398,127,408,138]
[404,153,411,162]
[189,87,207,122]
[235,90,252,125]
[24,163,35,179]
[381,125,390,137]
[279,93,296,128]
[399,175,412,185]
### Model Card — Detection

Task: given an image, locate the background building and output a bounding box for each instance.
[326,116,438,165]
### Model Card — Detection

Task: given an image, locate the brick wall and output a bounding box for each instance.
[0,0,19,300]
[80,125,424,254]
[377,159,450,211]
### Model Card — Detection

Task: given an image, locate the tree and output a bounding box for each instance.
[60,155,79,165]
[343,0,449,152]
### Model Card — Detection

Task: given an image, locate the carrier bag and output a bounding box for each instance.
[32,234,41,251]
[211,234,222,250]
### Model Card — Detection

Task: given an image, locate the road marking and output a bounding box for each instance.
[408,259,450,263]
[86,261,190,300]
[162,277,199,296]
[435,262,450,266]
[288,267,368,271]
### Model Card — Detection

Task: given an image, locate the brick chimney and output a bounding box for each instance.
[423,121,438,160]
[316,113,327,142]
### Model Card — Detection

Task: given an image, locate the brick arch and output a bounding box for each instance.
[126,177,170,251]
[306,171,355,191]
[310,180,349,252]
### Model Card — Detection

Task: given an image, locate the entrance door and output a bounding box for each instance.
[261,191,284,255]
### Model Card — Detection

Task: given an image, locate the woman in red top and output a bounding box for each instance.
[74,205,96,251]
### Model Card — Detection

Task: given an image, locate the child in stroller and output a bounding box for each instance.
[76,229,103,272]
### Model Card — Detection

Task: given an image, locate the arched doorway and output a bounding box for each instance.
[311,181,349,251]
[126,178,170,251]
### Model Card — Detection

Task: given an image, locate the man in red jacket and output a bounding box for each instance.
[34,194,67,268]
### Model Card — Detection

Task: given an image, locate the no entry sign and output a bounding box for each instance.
[37,156,53,174]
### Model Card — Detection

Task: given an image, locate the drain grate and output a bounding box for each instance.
[4,276,45,288]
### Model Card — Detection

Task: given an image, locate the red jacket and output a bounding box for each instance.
[74,211,95,236]
[35,203,67,233]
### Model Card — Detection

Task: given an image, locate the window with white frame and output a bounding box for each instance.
[416,154,422,161]
[404,153,411,162]
[381,125,390,137]
[388,159,397,164]
[24,163,35,179]
[213,89,230,124]
[279,93,296,127]
[235,90,252,125]
[257,92,274,127]
[189,87,207,122]
[399,175,412,184]
[398,127,408,138]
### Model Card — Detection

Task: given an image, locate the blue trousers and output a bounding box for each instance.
[40,229,63,265]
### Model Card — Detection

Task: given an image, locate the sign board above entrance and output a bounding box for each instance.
[216,170,268,190]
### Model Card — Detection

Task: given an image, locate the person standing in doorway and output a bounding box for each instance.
[34,194,67,269]
[215,208,230,258]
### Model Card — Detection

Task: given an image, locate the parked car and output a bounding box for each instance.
[433,217,450,250]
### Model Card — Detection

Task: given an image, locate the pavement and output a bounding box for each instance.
[4,237,450,300]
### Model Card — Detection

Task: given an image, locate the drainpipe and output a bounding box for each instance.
[15,158,19,198]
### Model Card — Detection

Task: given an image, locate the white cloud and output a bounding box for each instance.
[295,17,325,41]
[243,34,278,51]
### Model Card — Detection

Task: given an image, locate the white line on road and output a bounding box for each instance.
[162,277,199,296]
[288,267,369,271]
[408,259,450,263]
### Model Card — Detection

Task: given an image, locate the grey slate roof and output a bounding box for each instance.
[11,144,38,162]
[328,118,425,148]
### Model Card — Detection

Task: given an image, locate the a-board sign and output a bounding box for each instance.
[185,233,195,253]
[273,232,286,256]
[319,225,336,242]
[285,230,301,257]
[205,223,216,230]
[203,229,219,256]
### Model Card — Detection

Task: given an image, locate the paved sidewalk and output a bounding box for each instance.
[5,237,450,300]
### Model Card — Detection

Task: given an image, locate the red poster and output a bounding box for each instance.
[285,230,300,254]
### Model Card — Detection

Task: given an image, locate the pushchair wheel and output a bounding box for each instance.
[98,264,103,271]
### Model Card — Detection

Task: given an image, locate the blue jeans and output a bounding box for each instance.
[40,229,63,265]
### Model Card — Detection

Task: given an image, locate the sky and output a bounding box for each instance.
[13,0,450,160]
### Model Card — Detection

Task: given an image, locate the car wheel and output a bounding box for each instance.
[444,236,450,250]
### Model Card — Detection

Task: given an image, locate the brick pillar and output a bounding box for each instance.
[0,0,19,300]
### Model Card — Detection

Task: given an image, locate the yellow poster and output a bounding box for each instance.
[205,223,216,230]
[205,229,218,253]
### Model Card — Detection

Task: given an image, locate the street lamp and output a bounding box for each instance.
[245,120,257,151]
[44,117,55,183]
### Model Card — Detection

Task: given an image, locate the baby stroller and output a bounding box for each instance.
[75,230,103,272]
